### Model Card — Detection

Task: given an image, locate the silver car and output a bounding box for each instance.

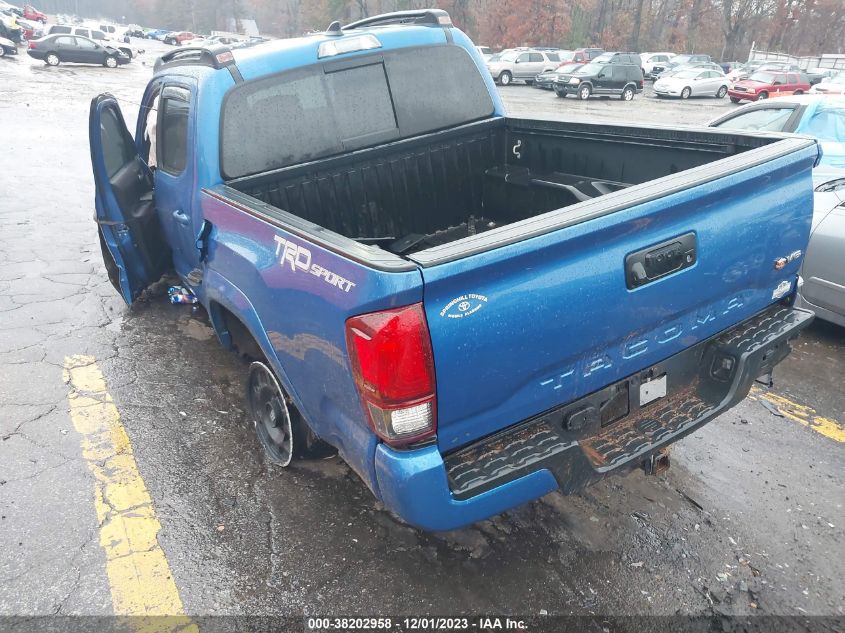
[487,49,560,86]
[653,68,729,99]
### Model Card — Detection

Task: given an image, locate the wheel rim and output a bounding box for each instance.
[717,86,727,98]
[758,92,768,100]
[47,54,58,65]
[580,86,589,99]
[106,57,116,67]
[624,89,633,100]
[247,362,293,466]
[682,88,690,99]
[501,73,510,85]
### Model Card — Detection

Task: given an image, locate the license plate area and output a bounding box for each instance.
[640,374,667,406]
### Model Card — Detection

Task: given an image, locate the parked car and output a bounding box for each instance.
[653,68,729,99]
[145,29,169,40]
[662,53,710,74]
[487,48,559,85]
[0,34,17,56]
[592,51,641,67]
[88,8,817,532]
[16,17,41,39]
[555,61,644,100]
[0,2,22,17]
[48,25,141,59]
[125,24,145,38]
[22,3,44,23]
[728,70,811,102]
[710,95,845,326]
[164,31,196,46]
[98,23,129,43]
[806,68,839,85]
[641,51,674,78]
[557,47,603,64]
[0,12,22,43]
[655,61,723,79]
[27,34,130,67]
[534,61,582,89]
[810,73,845,95]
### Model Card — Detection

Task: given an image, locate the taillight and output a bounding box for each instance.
[345,303,436,447]
[28,41,36,49]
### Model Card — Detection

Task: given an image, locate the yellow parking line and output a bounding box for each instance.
[749,385,845,443]
[63,355,197,631]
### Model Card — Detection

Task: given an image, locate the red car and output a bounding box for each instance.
[163,31,196,46]
[728,70,811,103]
[557,47,604,66]
[22,5,47,23]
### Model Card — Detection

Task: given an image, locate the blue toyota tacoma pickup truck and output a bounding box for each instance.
[89,10,818,531]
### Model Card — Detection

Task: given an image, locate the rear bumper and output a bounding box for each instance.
[374,305,813,531]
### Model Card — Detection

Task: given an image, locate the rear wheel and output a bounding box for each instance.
[578,83,592,100]
[104,55,118,68]
[45,52,59,66]
[716,85,728,98]
[621,85,635,101]
[246,361,334,466]
[757,91,768,100]
[499,71,512,86]
[680,87,691,99]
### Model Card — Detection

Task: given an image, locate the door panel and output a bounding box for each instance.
[152,82,200,282]
[802,207,845,315]
[88,94,170,304]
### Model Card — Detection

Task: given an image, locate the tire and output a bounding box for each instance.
[578,83,591,100]
[716,85,728,98]
[246,361,334,466]
[0,47,5,58]
[525,79,534,85]
[104,55,118,68]
[757,91,768,100]
[120,48,132,59]
[621,85,635,101]
[45,52,59,66]
[499,71,512,86]
[680,87,691,99]
[793,90,802,95]
[555,89,566,98]
[730,96,741,103]
[165,37,174,45]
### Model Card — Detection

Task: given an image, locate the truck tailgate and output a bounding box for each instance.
[413,139,818,452]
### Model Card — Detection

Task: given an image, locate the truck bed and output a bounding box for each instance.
[227,117,780,257]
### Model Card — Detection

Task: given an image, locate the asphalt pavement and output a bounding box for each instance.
[0,41,843,627]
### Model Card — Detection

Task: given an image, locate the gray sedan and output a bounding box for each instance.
[653,68,729,99]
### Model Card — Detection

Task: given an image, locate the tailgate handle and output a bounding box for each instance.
[626,232,696,289]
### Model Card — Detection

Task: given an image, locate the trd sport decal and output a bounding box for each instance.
[273,235,356,293]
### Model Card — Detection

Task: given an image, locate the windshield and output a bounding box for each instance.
[673,70,700,79]
[671,55,692,65]
[592,53,613,63]
[487,53,502,62]
[558,62,582,73]
[749,72,778,83]
[499,51,519,62]
[575,63,603,75]
[829,74,845,85]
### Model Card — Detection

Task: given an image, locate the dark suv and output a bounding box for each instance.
[555,61,644,100]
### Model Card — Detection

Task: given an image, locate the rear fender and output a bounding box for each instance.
[203,267,383,496]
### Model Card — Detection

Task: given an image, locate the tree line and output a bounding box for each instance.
[37,0,845,61]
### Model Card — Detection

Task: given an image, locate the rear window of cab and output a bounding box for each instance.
[220,45,495,180]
